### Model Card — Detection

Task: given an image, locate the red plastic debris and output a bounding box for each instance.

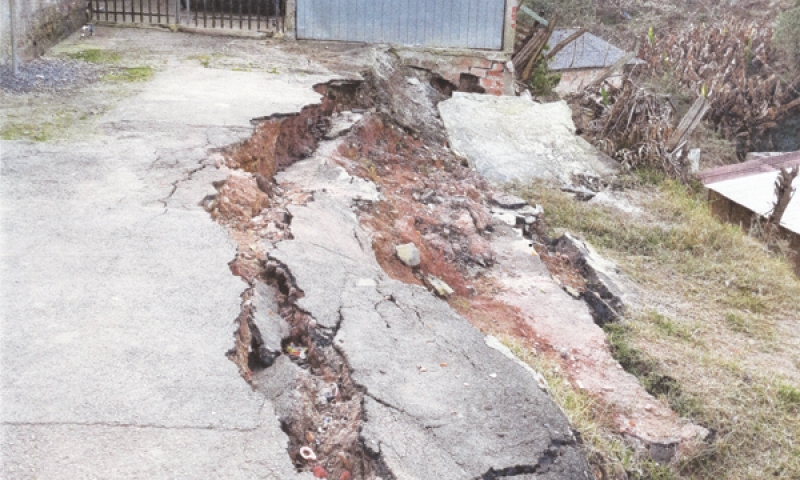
[312,465,329,478]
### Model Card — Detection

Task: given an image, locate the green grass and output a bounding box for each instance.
[511,177,800,479]
[0,123,52,141]
[503,336,678,480]
[102,66,154,83]
[67,49,120,64]
[0,110,77,142]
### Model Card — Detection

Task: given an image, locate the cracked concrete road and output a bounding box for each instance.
[1,28,342,479]
[3,27,591,479]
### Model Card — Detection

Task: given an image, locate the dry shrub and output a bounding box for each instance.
[574,16,800,179]
[636,18,800,157]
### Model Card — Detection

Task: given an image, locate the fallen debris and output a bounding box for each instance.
[425,274,455,298]
[393,243,421,268]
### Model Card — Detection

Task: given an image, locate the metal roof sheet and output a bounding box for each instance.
[547,28,639,70]
[706,170,800,235]
[697,150,800,184]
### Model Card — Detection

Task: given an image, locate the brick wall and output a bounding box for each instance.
[1,0,86,64]
[396,50,513,96]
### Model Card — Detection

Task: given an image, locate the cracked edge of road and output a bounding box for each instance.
[202,79,396,479]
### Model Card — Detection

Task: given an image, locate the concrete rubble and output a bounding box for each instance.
[394,243,421,268]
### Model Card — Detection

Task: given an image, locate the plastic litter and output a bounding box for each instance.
[299,446,317,461]
[321,383,339,402]
[285,343,308,360]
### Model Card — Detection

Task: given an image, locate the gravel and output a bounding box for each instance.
[0,58,107,94]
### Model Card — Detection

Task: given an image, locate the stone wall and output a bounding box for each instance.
[1,0,86,64]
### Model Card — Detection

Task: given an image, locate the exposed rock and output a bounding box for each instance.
[425,274,455,297]
[394,243,421,268]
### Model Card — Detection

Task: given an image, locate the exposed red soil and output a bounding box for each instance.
[335,114,494,297]
[536,246,588,294]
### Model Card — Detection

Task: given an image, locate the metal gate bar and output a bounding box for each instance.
[90,0,283,32]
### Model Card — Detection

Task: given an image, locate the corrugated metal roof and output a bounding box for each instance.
[697,150,800,184]
[706,170,800,234]
[547,28,640,70]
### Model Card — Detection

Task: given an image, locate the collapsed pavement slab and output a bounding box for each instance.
[487,222,709,462]
[246,140,593,479]
[438,94,618,185]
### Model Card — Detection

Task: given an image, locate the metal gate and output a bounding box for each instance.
[88,0,284,32]
[296,0,507,50]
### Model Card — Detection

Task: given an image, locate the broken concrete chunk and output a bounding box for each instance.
[491,208,519,227]
[438,95,618,184]
[561,185,597,201]
[425,275,454,297]
[394,243,421,268]
[251,281,292,366]
[564,286,581,298]
[324,111,364,140]
[551,233,626,324]
[490,193,529,210]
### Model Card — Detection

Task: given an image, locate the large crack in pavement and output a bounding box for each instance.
[208,61,592,478]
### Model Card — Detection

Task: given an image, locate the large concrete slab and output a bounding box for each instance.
[438,94,618,184]
[1,31,329,479]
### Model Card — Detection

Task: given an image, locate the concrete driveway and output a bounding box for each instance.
[1,28,339,479]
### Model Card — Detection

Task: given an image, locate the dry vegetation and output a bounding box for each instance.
[513,2,800,477]
[508,176,800,479]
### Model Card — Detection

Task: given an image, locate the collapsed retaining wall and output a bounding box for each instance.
[395,49,514,96]
[1,0,86,64]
